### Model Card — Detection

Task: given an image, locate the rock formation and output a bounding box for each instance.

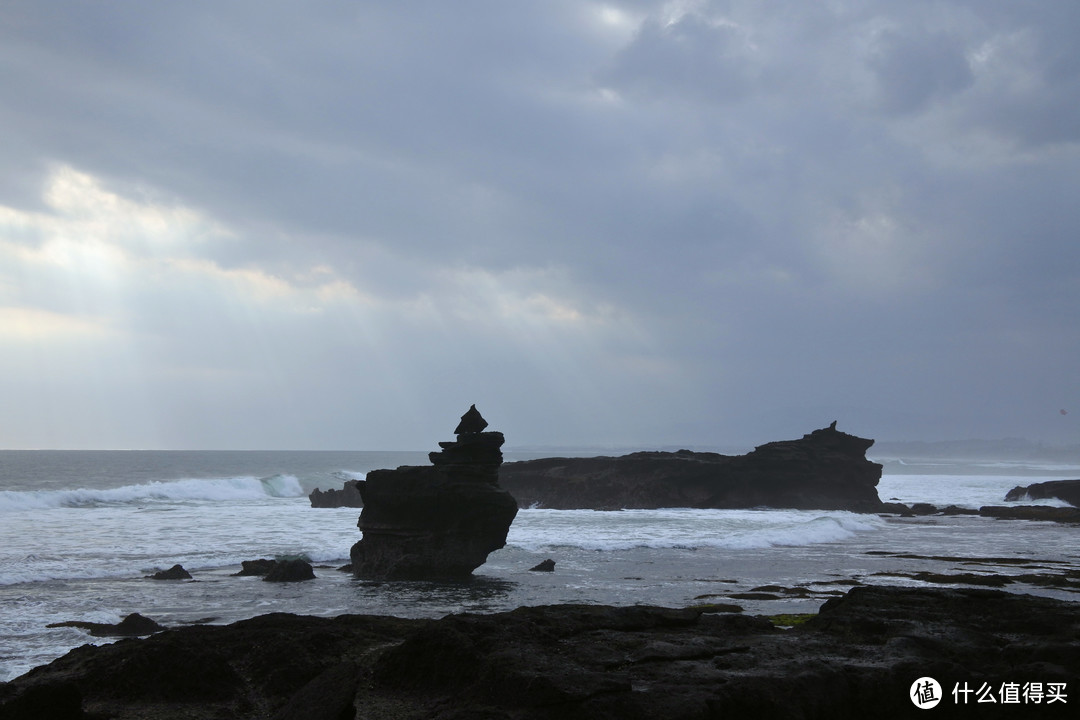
[45,613,164,638]
[348,406,519,579]
[309,479,363,508]
[500,424,884,512]
[6,587,1078,719]
[148,564,191,580]
[1005,478,1080,507]
[262,558,316,582]
[232,558,278,576]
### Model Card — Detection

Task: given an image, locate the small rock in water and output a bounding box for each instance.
[529,559,556,572]
[47,612,165,637]
[233,558,278,576]
[263,558,316,582]
[149,564,192,580]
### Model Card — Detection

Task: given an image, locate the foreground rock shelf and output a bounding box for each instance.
[2,586,1076,719]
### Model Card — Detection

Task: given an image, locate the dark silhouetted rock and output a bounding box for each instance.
[941,504,979,515]
[529,558,556,572]
[350,406,518,579]
[148,564,191,580]
[2,613,417,719]
[233,558,278,576]
[453,403,489,434]
[46,613,165,638]
[309,478,364,508]
[1005,478,1080,507]
[6,587,1079,719]
[500,424,884,512]
[263,558,315,582]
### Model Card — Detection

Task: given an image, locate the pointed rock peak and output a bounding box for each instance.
[454,404,489,434]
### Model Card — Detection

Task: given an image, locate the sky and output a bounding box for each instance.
[1,0,1078,451]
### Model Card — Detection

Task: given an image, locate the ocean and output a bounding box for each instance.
[2,449,1079,683]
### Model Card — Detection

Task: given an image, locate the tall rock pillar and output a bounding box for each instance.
[350,406,519,579]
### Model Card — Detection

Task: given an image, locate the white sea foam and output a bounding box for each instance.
[0,474,305,512]
[506,508,886,552]
[876,474,1074,508]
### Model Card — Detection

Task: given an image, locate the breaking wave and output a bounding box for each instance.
[0,474,306,512]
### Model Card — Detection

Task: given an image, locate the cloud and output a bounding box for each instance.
[868,29,974,114]
[0,164,667,448]
[0,1,1078,448]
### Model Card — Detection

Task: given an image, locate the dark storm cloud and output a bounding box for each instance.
[0,0,1078,448]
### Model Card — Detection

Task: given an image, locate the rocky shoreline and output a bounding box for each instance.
[879,501,1080,523]
[1,584,1076,719]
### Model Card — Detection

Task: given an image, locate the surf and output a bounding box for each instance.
[0,474,306,512]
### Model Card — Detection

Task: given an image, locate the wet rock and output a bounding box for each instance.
[529,559,556,572]
[350,406,518,580]
[148,564,191,580]
[688,602,744,613]
[6,587,1079,719]
[500,424,884,512]
[46,612,165,637]
[233,558,278,576]
[3,613,416,718]
[1005,479,1080,507]
[263,558,315,582]
[309,479,363,508]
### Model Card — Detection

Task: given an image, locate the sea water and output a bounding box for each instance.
[1,450,1079,682]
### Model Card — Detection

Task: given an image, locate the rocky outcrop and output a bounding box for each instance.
[263,558,316,582]
[45,613,164,638]
[232,558,278,576]
[1005,478,1080,507]
[5,587,1078,719]
[148,564,191,580]
[501,423,884,512]
[349,406,519,580]
[878,502,1080,523]
[309,478,363,508]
